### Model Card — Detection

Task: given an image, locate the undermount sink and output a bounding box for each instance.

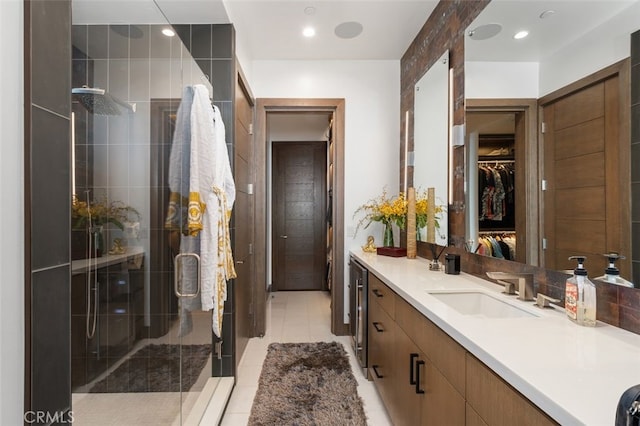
[429,291,539,319]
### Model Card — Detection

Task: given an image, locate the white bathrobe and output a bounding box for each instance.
[166,84,236,338]
[189,85,236,338]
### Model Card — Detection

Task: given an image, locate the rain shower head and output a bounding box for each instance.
[72,85,136,116]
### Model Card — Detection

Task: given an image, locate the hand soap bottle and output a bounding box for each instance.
[594,252,633,288]
[565,256,596,327]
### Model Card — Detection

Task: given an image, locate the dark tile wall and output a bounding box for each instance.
[26,0,73,421]
[174,24,237,377]
[403,2,640,335]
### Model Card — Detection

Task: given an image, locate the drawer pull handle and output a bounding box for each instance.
[372,289,383,298]
[415,360,425,394]
[372,322,384,332]
[409,353,419,385]
[372,365,384,379]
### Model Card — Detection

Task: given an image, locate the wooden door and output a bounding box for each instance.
[419,355,465,426]
[394,327,421,425]
[272,142,326,291]
[233,77,254,363]
[542,75,628,275]
[466,354,557,426]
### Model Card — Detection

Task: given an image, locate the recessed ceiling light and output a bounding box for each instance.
[334,21,363,39]
[513,30,529,40]
[303,26,316,38]
[162,28,175,37]
[467,23,502,41]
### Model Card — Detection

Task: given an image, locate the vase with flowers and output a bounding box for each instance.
[72,195,140,258]
[354,188,407,249]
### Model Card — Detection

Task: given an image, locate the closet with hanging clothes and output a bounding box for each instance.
[477,134,516,259]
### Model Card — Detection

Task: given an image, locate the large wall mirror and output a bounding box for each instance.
[413,50,450,245]
[464,0,639,285]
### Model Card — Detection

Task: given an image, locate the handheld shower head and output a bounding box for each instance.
[72,85,136,116]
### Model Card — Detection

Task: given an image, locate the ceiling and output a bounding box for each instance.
[466,0,639,62]
[73,0,439,60]
[221,0,439,60]
[73,0,640,62]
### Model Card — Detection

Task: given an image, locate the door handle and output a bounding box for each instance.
[372,322,384,332]
[280,235,288,239]
[174,252,201,298]
[372,365,384,379]
[415,360,425,394]
[409,353,419,385]
[236,260,245,264]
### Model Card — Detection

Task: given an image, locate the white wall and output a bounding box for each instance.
[0,1,25,424]
[250,60,400,323]
[539,1,640,96]
[465,61,539,99]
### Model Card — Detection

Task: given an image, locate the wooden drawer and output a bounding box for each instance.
[395,295,466,396]
[369,273,396,319]
[368,296,396,411]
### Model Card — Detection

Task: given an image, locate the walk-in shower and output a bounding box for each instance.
[68,10,227,424]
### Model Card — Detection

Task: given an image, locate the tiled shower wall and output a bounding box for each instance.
[402,1,640,335]
[26,0,72,418]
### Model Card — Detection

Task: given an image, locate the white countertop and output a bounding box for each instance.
[351,251,640,426]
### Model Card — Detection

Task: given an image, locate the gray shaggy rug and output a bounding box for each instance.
[88,344,211,393]
[248,342,367,425]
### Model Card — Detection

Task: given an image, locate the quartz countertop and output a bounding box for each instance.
[350,250,640,426]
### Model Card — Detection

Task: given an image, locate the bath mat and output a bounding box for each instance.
[248,341,367,425]
[89,343,211,393]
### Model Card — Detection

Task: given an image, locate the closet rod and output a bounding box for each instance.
[478,159,515,165]
[478,230,516,235]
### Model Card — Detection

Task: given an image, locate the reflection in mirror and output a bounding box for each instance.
[465,113,518,262]
[464,0,640,286]
[413,50,449,245]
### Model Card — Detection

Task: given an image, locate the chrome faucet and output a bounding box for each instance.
[486,272,535,302]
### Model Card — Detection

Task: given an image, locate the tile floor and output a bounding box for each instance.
[72,311,214,425]
[220,290,392,425]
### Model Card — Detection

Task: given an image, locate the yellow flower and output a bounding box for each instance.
[72,195,140,230]
[353,188,407,235]
[415,189,445,230]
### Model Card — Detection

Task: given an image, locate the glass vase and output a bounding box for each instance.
[383,222,394,247]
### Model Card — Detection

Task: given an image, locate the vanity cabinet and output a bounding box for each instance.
[367,272,557,426]
[368,273,464,425]
[466,354,556,426]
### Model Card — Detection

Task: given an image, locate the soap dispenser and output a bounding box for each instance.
[565,256,597,327]
[595,253,633,288]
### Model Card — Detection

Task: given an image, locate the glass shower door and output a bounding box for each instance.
[70,4,218,424]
